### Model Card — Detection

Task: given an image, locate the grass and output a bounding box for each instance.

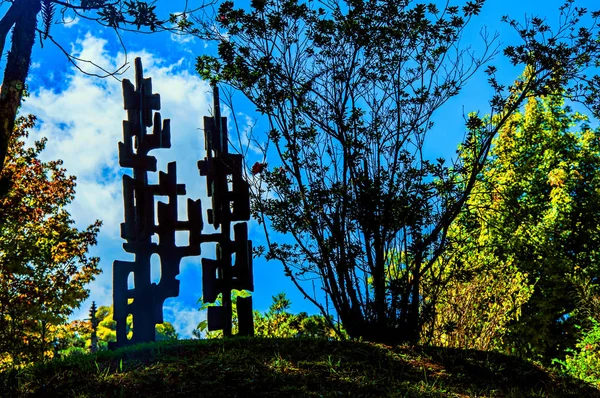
[1,338,599,397]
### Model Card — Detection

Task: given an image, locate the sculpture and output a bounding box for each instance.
[111,58,253,349]
[198,85,254,336]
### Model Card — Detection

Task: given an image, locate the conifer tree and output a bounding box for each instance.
[437,90,600,361]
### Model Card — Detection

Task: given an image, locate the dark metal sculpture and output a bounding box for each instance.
[198,85,254,336]
[111,58,253,348]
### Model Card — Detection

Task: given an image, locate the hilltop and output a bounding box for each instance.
[1,338,599,397]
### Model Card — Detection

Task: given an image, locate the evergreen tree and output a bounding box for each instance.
[437,92,600,361]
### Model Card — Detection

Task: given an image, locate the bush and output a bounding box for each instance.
[421,256,534,351]
[553,318,600,388]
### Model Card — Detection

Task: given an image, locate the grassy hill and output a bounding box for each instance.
[1,338,599,397]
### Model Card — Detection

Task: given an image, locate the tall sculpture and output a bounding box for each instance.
[111,58,253,348]
[198,85,254,336]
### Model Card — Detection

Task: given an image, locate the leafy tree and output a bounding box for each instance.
[253,292,345,339]
[88,305,178,346]
[0,0,208,193]
[92,304,117,346]
[56,305,179,355]
[54,319,92,357]
[0,115,101,368]
[196,291,345,339]
[196,0,600,344]
[155,322,179,341]
[439,92,600,361]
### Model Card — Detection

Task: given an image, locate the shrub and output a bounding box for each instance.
[553,318,600,388]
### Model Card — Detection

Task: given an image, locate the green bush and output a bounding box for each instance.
[553,318,600,388]
[60,346,87,358]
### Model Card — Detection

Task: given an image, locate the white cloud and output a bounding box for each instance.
[63,16,81,28]
[171,32,196,47]
[21,32,213,323]
[163,298,206,338]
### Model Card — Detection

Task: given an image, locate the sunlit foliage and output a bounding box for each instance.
[0,116,101,368]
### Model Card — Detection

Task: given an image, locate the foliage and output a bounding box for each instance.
[54,320,93,355]
[2,338,598,397]
[436,92,600,361]
[253,292,345,339]
[155,322,179,341]
[196,0,600,344]
[553,318,600,389]
[0,116,101,369]
[196,291,345,339]
[57,305,179,354]
[379,248,532,351]
[422,259,534,351]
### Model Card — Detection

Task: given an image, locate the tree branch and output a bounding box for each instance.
[39,28,129,79]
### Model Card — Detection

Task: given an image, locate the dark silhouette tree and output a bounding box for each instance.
[195,0,600,344]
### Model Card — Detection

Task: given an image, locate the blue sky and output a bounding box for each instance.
[7,0,598,337]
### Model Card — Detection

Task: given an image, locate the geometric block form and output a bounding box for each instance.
[202,258,221,303]
[233,222,253,291]
[237,295,254,336]
[198,85,254,337]
[113,62,254,348]
[207,306,224,331]
[112,58,205,348]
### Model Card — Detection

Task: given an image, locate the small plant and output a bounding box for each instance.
[325,355,341,374]
[94,360,112,380]
[553,318,600,388]
[269,352,295,373]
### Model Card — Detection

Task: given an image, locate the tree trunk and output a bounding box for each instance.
[408,250,422,343]
[0,3,23,63]
[0,0,41,195]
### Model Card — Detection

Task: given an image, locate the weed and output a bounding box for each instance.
[325,355,341,374]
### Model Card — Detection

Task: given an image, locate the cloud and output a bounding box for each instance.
[163,298,205,339]
[171,31,197,47]
[21,32,213,322]
[63,16,81,28]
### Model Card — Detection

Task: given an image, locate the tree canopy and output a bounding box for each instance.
[0,115,101,368]
[445,92,600,360]
[422,87,600,361]
[195,0,600,344]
